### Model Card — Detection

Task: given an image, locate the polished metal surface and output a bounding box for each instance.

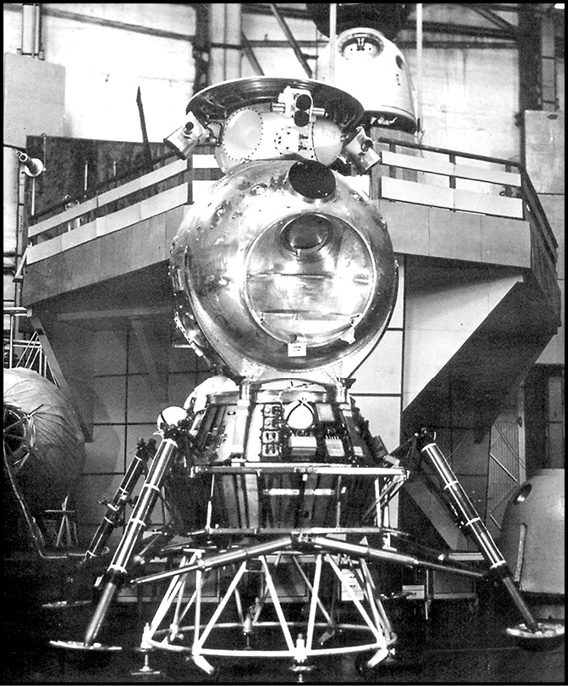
[170,158,397,379]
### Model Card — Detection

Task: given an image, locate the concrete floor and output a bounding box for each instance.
[2,552,565,684]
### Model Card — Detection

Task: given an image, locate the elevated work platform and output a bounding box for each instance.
[20,140,560,442]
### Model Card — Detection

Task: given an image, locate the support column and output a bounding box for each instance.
[518,4,560,114]
[208,4,242,85]
[3,149,21,311]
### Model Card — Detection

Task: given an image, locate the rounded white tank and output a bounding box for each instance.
[498,469,565,596]
[317,27,418,133]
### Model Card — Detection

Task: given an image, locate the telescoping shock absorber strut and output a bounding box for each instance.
[52,409,190,652]
[414,428,563,643]
[81,437,157,567]
[83,434,178,648]
[45,438,160,611]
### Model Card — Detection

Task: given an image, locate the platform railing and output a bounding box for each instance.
[375,137,561,323]
[23,144,223,265]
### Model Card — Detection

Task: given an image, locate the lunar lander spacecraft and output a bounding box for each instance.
[46,70,563,679]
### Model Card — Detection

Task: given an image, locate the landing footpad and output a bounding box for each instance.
[50,640,122,652]
[507,621,565,651]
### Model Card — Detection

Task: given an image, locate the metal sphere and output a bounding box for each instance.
[171,158,397,378]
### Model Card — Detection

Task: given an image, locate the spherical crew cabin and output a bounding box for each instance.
[54,76,561,679]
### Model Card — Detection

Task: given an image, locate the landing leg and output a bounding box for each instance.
[415,429,564,646]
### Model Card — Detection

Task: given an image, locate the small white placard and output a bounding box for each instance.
[288,339,307,357]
